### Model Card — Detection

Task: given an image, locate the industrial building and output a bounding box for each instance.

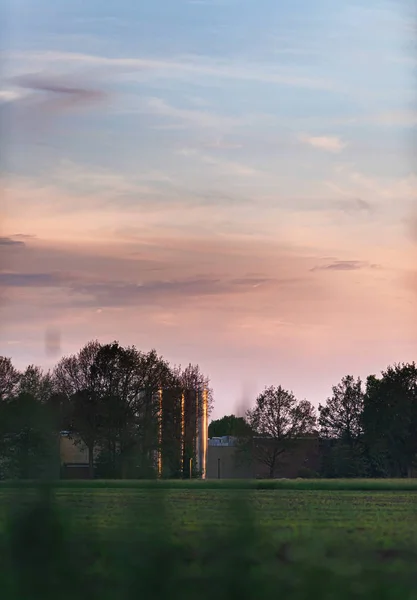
[206,435,321,479]
[60,387,209,479]
[60,391,320,479]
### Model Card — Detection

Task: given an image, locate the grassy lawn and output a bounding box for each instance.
[1,479,417,542]
[2,480,417,598]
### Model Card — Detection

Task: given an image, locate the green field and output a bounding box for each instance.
[3,483,417,543]
[2,479,417,542]
[3,480,417,599]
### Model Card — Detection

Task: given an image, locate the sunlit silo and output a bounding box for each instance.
[156,387,208,478]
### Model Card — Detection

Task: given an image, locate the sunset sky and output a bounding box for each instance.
[1,0,416,419]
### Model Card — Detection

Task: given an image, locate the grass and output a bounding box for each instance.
[3,477,417,490]
[2,486,416,542]
[2,480,417,598]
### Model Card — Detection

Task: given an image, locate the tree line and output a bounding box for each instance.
[209,362,417,478]
[0,340,212,480]
[1,342,416,479]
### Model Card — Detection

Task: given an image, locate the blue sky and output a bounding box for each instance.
[0,0,416,417]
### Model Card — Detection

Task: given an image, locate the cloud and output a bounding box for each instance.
[1,73,108,134]
[334,197,374,215]
[0,230,323,313]
[142,97,240,130]
[71,275,283,308]
[284,195,375,216]
[311,260,375,272]
[12,74,106,107]
[409,215,417,242]
[0,272,66,287]
[323,169,417,224]
[51,160,160,200]
[374,110,417,127]
[0,262,304,309]
[231,276,304,290]
[9,50,335,90]
[177,147,260,177]
[0,90,27,103]
[300,135,346,153]
[345,110,417,128]
[203,138,243,150]
[0,237,26,247]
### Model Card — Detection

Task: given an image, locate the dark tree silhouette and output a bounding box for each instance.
[318,375,366,477]
[243,386,316,478]
[173,363,214,416]
[54,340,182,478]
[318,375,364,445]
[0,356,21,400]
[19,365,54,405]
[362,362,417,478]
[208,414,252,438]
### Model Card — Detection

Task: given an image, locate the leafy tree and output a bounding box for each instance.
[0,392,58,479]
[124,347,177,478]
[171,363,214,478]
[19,365,54,405]
[242,386,316,478]
[54,341,178,478]
[54,341,135,478]
[208,415,252,438]
[362,363,417,477]
[53,341,109,478]
[173,363,214,416]
[318,375,364,445]
[68,389,105,478]
[318,375,366,477]
[90,342,142,475]
[0,357,20,400]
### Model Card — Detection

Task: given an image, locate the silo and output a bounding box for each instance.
[155,387,206,479]
[196,388,208,478]
[157,388,163,477]
[180,391,185,473]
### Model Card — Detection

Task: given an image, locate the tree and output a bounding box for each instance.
[90,342,149,478]
[54,340,178,478]
[53,341,108,478]
[124,347,178,478]
[318,375,366,477]
[54,341,136,478]
[19,365,54,405]
[208,415,253,438]
[53,340,102,400]
[362,363,417,477]
[171,363,214,478]
[68,389,104,479]
[243,386,316,478]
[318,375,364,445]
[0,357,20,400]
[173,363,214,416]
[0,392,58,479]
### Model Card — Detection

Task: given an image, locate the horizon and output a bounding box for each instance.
[1,0,416,420]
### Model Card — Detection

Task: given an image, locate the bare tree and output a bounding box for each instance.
[244,385,316,478]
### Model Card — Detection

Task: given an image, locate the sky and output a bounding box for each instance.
[0,0,416,420]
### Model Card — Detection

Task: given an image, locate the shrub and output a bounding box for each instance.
[296,466,319,479]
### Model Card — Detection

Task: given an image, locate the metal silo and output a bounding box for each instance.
[196,388,208,478]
